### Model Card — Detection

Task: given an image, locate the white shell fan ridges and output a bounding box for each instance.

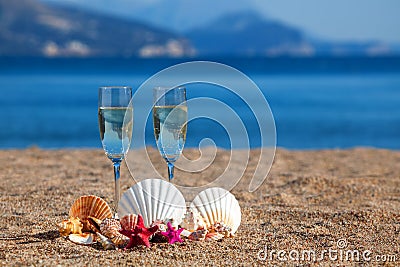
[190,187,241,235]
[118,179,186,227]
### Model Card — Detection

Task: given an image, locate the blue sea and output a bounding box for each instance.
[1,57,400,150]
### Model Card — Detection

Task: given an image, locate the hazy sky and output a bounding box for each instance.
[42,0,400,43]
[255,0,400,43]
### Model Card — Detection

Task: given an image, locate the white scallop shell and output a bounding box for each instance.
[68,233,96,245]
[118,179,186,227]
[189,187,241,235]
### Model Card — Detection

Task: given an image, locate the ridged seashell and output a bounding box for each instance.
[58,217,83,236]
[188,229,207,241]
[190,188,241,236]
[118,179,186,227]
[100,218,128,246]
[96,232,116,250]
[87,216,103,233]
[205,232,224,242]
[180,207,206,231]
[69,195,113,231]
[119,214,139,231]
[69,233,96,245]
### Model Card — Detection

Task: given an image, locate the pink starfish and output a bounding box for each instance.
[119,214,158,249]
[160,222,184,244]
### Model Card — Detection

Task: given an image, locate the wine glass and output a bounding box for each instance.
[153,86,187,181]
[98,86,133,213]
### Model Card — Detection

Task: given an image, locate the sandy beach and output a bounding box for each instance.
[1,147,399,266]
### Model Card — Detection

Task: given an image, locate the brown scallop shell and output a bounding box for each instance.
[69,195,112,231]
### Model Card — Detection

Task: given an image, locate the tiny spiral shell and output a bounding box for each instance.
[100,218,128,246]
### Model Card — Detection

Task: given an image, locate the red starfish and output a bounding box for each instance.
[160,222,184,244]
[119,214,158,248]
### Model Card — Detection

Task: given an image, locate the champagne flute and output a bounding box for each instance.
[98,86,133,213]
[153,86,187,181]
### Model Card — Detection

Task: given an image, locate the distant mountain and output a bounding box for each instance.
[0,0,194,57]
[2,1,398,58]
[40,0,251,33]
[186,11,314,56]
[186,11,399,57]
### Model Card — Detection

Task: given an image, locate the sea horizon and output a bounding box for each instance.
[2,56,400,150]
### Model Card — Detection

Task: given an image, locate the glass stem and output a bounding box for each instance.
[167,162,174,181]
[112,159,122,215]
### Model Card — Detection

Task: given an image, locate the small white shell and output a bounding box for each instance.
[190,188,241,236]
[180,207,206,231]
[68,233,96,245]
[118,179,186,227]
[96,232,116,250]
[150,220,167,232]
[180,229,192,238]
